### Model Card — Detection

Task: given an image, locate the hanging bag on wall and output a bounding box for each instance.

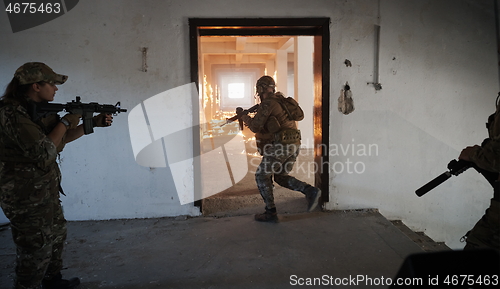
[338,82,355,115]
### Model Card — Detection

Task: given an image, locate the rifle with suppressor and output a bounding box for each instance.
[220,104,259,130]
[29,96,127,135]
[416,159,498,197]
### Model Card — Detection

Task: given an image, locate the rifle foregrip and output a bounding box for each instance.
[238,119,243,130]
[416,172,452,197]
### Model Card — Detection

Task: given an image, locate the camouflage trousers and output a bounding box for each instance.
[463,199,500,251]
[255,143,310,210]
[0,164,66,289]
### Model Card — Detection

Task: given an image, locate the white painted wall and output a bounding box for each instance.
[328,0,497,249]
[0,0,497,249]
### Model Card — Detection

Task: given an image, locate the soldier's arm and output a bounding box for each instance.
[241,101,272,133]
[469,137,500,173]
[464,107,500,173]
[47,122,69,147]
[63,125,85,143]
[2,111,58,163]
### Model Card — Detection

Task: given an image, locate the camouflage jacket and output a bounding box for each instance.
[471,103,500,173]
[241,92,298,143]
[0,98,65,190]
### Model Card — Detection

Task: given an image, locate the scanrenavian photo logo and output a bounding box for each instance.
[3,0,79,33]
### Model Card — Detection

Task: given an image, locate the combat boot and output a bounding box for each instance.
[304,185,321,212]
[41,273,80,289]
[254,207,278,223]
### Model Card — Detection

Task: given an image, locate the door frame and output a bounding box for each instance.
[189,17,330,211]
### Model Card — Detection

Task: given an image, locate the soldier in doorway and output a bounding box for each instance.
[239,75,321,222]
[0,62,113,289]
[458,95,500,250]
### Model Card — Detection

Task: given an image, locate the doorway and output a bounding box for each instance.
[189,18,330,215]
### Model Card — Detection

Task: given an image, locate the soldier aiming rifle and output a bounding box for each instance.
[0,62,127,289]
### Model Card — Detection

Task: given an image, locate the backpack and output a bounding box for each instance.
[275,92,304,121]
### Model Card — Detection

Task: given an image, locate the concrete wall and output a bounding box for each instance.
[0,0,497,249]
[329,0,497,249]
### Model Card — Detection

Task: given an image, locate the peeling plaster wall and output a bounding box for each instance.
[0,0,497,249]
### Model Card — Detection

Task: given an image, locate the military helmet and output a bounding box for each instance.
[14,62,68,85]
[256,76,275,90]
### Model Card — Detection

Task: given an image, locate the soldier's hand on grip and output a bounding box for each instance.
[236,107,249,116]
[458,145,480,162]
[92,113,113,127]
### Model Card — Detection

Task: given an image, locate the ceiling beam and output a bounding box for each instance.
[277,37,294,50]
[201,42,279,54]
[204,54,274,66]
[235,37,247,51]
[235,53,243,67]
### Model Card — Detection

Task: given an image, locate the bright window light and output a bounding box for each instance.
[228,83,245,98]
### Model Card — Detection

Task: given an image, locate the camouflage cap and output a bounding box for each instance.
[14,62,68,85]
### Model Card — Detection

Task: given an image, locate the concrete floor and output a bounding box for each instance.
[1,143,452,289]
[0,210,442,289]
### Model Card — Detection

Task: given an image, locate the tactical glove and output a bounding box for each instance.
[236,107,249,116]
[92,113,111,127]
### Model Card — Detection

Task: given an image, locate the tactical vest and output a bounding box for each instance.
[270,93,303,145]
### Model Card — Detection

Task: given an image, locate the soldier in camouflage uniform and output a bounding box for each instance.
[239,76,321,222]
[459,97,500,251]
[0,62,113,289]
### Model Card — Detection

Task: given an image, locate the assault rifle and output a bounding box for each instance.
[30,96,127,135]
[220,104,259,130]
[416,159,498,197]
